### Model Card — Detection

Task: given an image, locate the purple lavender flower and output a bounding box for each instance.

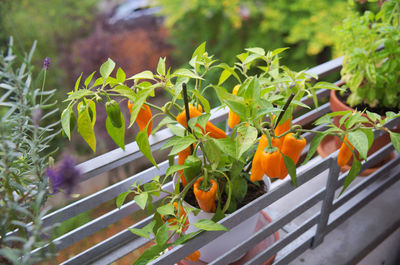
[43,57,50,70]
[46,156,81,196]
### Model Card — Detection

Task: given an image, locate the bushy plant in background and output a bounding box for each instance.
[151,0,358,70]
[0,39,60,264]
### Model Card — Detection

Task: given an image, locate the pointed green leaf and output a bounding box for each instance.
[165,165,189,178]
[106,113,125,150]
[157,204,175,216]
[116,191,131,209]
[347,130,369,160]
[389,131,400,155]
[116,67,126,83]
[134,193,148,210]
[237,126,258,159]
[77,106,96,152]
[155,223,169,245]
[157,57,166,76]
[129,88,154,127]
[302,133,326,165]
[193,219,228,231]
[340,159,362,195]
[100,58,115,79]
[136,130,158,168]
[84,71,96,87]
[74,73,82,91]
[127,70,155,80]
[61,107,72,140]
[281,152,297,186]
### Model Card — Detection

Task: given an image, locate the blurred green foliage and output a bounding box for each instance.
[152,0,375,71]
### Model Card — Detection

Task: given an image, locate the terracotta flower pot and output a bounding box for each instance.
[317,86,397,175]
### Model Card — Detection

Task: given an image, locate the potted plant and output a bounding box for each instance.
[61,43,400,264]
[318,0,400,172]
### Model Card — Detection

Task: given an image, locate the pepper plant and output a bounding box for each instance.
[62,43,400,263]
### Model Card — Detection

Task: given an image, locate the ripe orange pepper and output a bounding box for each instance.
[260,149,282,179]
[178,146,191,186]
[337,135,354,167]
[193,177,217,213]
[228,85,241,129]
[279,133,306,179]
[161,202,189,232]
[127,101,153,137]
[274,116,292,137]
[250,135,280,182]
[176,105,226,139]
[185,250,201,262]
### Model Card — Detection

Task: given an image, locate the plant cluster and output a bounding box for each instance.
[62,43,400,264]
[0,39,59,264]
[335,0,400,109]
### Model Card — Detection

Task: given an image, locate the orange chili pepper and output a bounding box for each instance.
[176,105,226,139]
[337,135,354,167]
[279,133,306,179]
[250,135,280,182]
[127,101,153,137]
[185,250,201,262]
[228,85,241,129]
[274,115,292,137]
[260,149,282,179]
[193,177,218,213]
[178,146,191,186]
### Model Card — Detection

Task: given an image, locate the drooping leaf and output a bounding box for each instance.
[106,113,125,150]
[389,131,400,155]
[193,219,228,231]
[61,106,72,140]
[116,191,131,209]
[281,152,297,186]
[347,130,369,160]
[340,158,362,195]
[100,58,116,80]
[134,193,149,210]
[136,130,158,168]
[77,105,96,152]
[302,133,326,165]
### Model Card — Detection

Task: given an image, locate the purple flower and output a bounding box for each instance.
[43,57,50,70]
[46,156,81,196]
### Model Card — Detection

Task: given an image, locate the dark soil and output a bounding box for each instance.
[181,178,267,211]
[336,90,399,116]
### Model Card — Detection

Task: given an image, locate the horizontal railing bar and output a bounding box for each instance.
[272,232,314,265]
[42,159,172,227]
[148,157,331,264]
[244,214,318,265]
[305,56,343,79]
[211,189,324,264]
[61,216,154,265]
[37,182,172,253]
[327,166,400,236]
[333,155,400,212]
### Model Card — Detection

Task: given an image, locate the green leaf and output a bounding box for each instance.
[167,124,186,137]
[134,193,149,210]
[156,223,170,245]
[129,88,154,127]
[157,57,166,76]
[212,138,236,158]
[100,58,115,79]
[111,85,135,102]
[313,82,344,91]
[165,165,189,178]
[173,69,203,80]
[74,73,82,91]
[218,69,231,85]
[136,130,158,168]
[129,227,151,239]
[340,159,362,195]
[169,136,197,156]
[231,176,247,202]
[77,105,96,152]
[116,191,131,209]
[226,100,247,120]
[360,128,374,151]
[389,131,400,155]
[203,140,221,164]
[302,133,326,165]
[116,67,126,83]
[191,41,206,59]
[127,70,155,80]
[236,126,258,159]
[245,47,265,56]
[366,111,380,123]
[66,89,92,101]
[157,204,175,216]
[84,71,96,87]
[271,47,289,56]
[193,219,228,232]
[106,113,125,150]
[152,116,176,135]
[347,130,369,160]
[61,106,72,140]
[243,54,261,65]
[281,152,297,186]
[365,63,376,83]
[132,243,167,265]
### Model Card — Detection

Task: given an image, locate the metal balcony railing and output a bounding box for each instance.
[34,56,400,265]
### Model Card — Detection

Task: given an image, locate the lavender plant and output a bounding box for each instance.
[0,38,60,264]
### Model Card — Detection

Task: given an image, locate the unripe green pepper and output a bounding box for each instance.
[106,100,122,128]
[183,155,202,183]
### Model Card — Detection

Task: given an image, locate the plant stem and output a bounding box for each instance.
[275,92,295,129]
[182,83,194,154]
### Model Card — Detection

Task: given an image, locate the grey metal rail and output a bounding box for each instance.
[34,54,400,265]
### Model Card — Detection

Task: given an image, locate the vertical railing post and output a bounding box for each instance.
[312,158,340,248]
